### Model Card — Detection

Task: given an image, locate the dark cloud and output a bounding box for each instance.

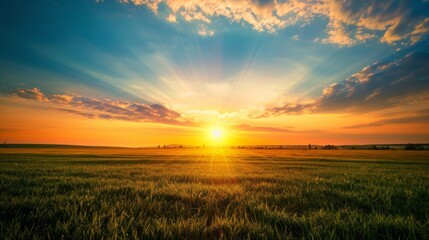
[13,88,47,101]
[252,0,274,7]
[257,51,429,117]
[316,52,429,112]
[14,89,194,126]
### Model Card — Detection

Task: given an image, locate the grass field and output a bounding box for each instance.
[0,148,428,239]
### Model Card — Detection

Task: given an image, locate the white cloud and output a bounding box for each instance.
[198,27,214,36]
[119,0,429,46]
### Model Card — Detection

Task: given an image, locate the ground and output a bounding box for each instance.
[0,148,428,239]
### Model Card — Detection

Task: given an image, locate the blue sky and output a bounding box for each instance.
[1,0,429,145]
[0,1,400,99]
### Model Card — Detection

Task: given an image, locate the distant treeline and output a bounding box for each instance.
[3,143,429,150]
[155,144,429,150]
[341,143,429,150]
[1,143,126,149]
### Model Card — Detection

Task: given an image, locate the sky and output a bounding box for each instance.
[1,0,429,147]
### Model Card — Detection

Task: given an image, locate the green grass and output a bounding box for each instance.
[0,148,428,239]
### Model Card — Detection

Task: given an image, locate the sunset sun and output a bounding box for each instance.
[212,129,222,139]
[208,127,228,145]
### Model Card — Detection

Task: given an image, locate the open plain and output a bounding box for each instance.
[0,147,428,239]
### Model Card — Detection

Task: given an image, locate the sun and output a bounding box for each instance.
[212,128,222,139]
[206,127,229,146]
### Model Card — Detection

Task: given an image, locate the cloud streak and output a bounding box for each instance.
[231,124,322,133]
[257,51,429,117]
[344,109,429,129]
[120,0,429,46]
[13,88,194,126]
[232,124,292,132]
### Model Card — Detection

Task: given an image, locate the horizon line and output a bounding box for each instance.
[2,142,429,149]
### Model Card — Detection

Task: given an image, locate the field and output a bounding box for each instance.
[0,148,428,239]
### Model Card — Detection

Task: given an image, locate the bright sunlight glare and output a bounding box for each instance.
[212,128,222,139]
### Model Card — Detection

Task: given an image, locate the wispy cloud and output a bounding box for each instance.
[230,124,323,133]
[120,0,429,46]
[344,109,429,129]
[54,108,97,119]
[232,124,292,133]
[256,51,429,117]
[13,88,194,126]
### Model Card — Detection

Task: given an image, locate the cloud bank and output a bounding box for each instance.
[120,0,429,46]
[257,51,429,117]
[13,88,193,125]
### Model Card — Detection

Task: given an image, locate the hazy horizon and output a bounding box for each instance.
[3,142,429,149]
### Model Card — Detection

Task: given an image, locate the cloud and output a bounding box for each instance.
[318,20,357,46]
[257,51,429,117]
[54,108,97,119]
[344,109,429,129]
[119,0,429,46]
[198,27,214,36]
[13,88,47,101]
[13,89,194,126]
[254,103,314,118]
[315,0,429,45]
[232,124,291,132]
[315,52,429,112]
[231,124,323,133]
